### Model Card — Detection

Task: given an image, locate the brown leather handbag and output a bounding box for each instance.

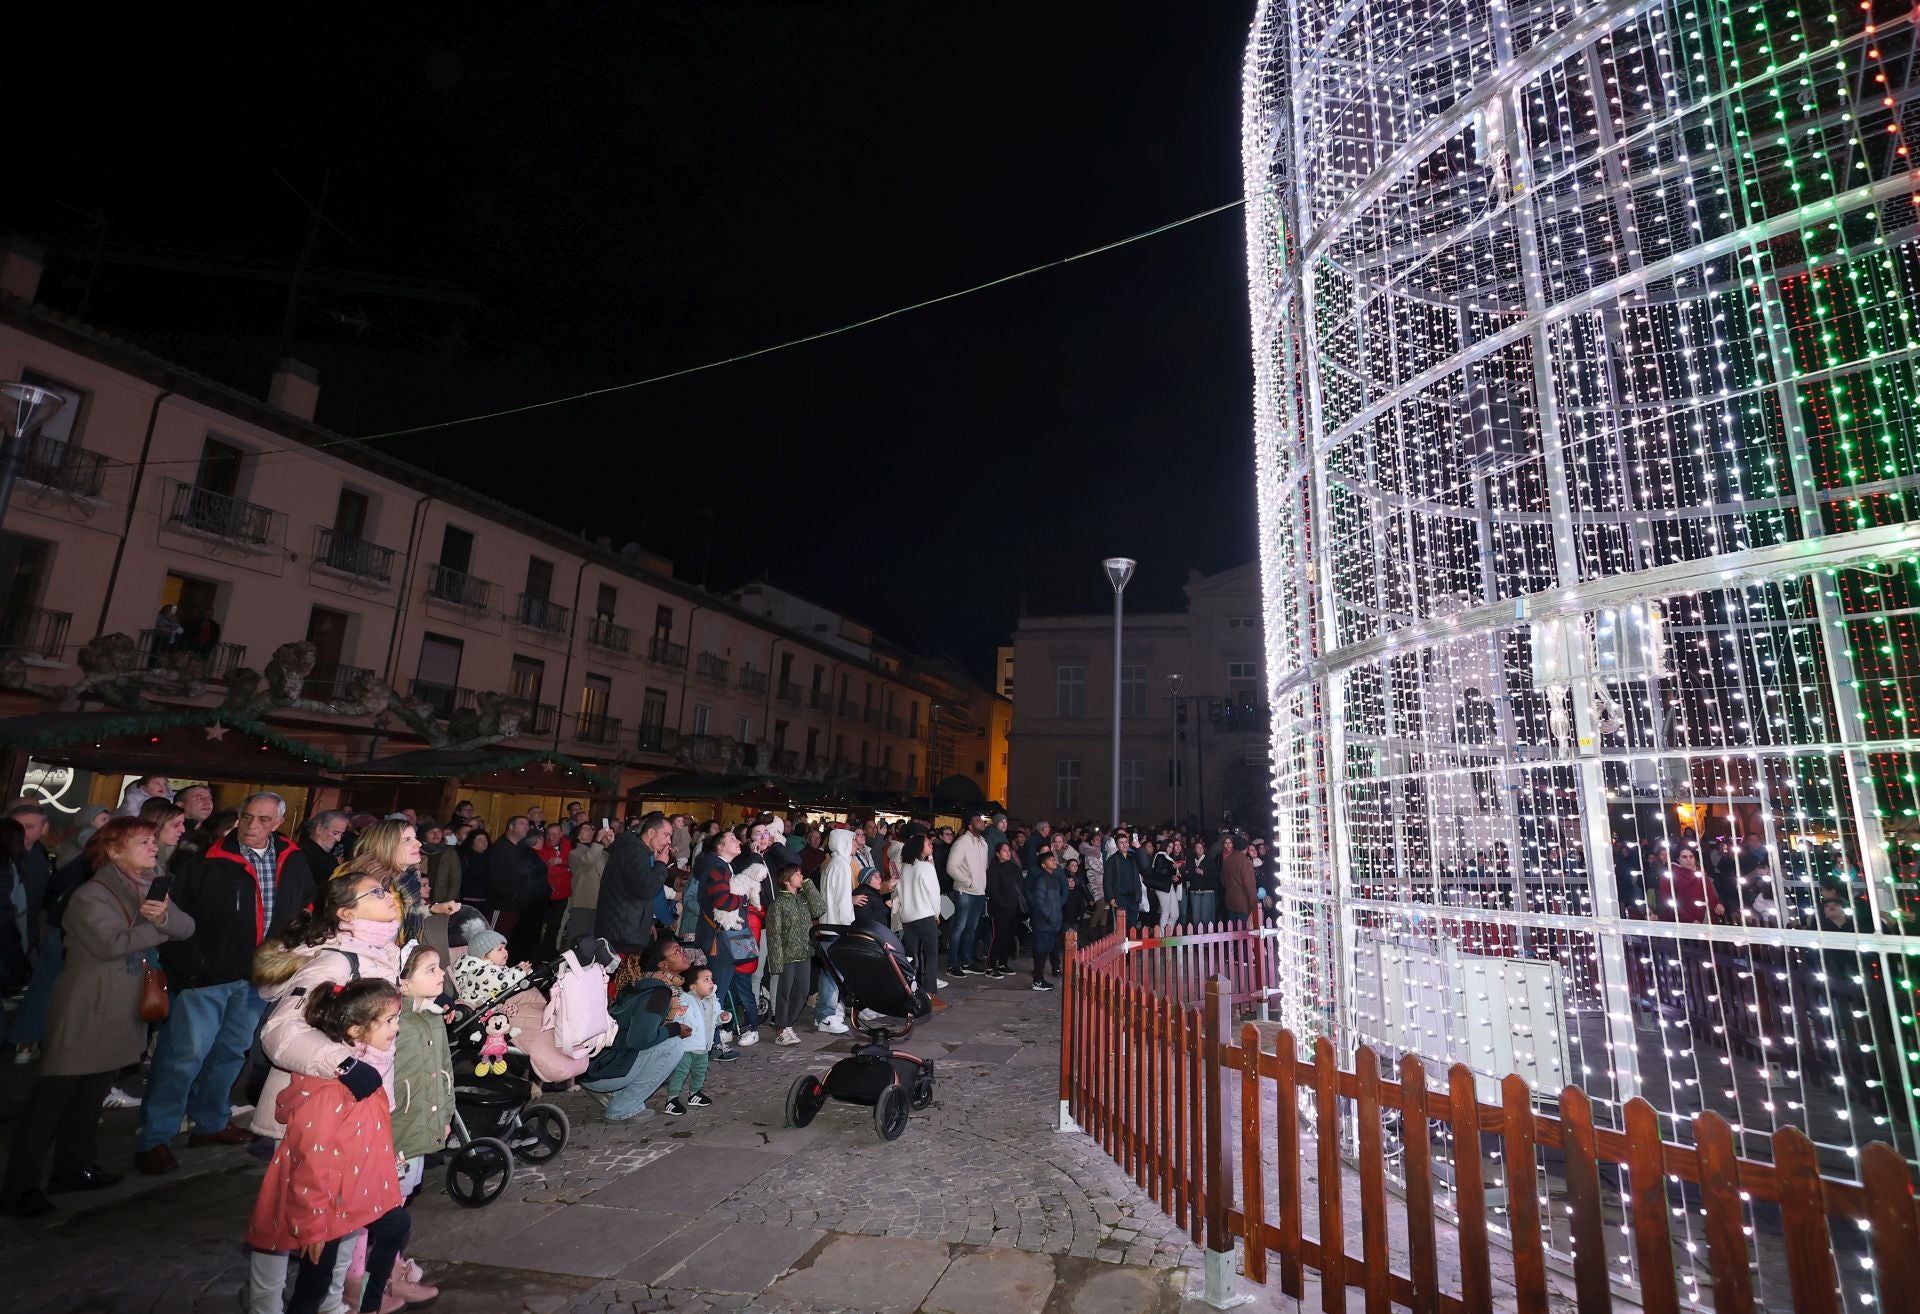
[122,895,171,1023]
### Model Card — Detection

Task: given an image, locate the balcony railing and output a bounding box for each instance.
[140,632,247,680]
[648,636,688,669]
[695,651,729,682]
[501,699,558,735]
[313,527,396,584]
[863,706,882,726]
[166,480,277,547]
[426,563,492,611]
[588,616,632,654]
[738,667,769,694]
[810,689,832,712]
[304,662,373,702]
[574,713,621,746]
[636,723,680,754]
[16,435,107,498]
[0,606,70,660]
[777,680,803,706]
[515,593,570,635]
[839,698,859,718]
[887,714,904,735]
[409,678,477,719]
[687,734,728,766]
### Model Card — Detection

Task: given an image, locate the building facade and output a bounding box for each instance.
[0,240,999,817]
[1005,564,1267,827]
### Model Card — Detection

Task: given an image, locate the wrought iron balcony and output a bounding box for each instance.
[573,713,622,746]
[16,435,106,498]
[863,706,882,726]
[313,527,396,583]
[501,698,558,735]
[426,563,492,611]
[839,698,859,718]
[738,667,769,694]
[0,606,70,660]
[636,723,681,754]
[809,689,832,712]
[886,714,904,735]
[695,652,729,682]
[409,678,476,718]
[777,680,803,706]
[648,636,688,669]
[139,630,246,680]
[588,616,632,654]
[515,593,571,635]
[304,662,373,702]
[166,480,277,547]
[688,734,729,765]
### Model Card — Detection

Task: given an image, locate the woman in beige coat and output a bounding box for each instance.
[2,817,193,1217]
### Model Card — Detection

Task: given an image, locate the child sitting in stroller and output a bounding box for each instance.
[451,928,531,1008]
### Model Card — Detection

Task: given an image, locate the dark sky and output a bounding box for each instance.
[13,3,1256,678]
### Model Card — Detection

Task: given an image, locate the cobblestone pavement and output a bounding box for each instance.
[1,968,1258,1314]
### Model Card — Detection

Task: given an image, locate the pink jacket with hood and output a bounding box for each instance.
[248,922,403,1138]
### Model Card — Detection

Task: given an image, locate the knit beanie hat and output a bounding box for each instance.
[466,927,507,959]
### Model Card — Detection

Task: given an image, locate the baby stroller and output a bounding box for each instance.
[785,924,936,1141]
[440,948,588,1207]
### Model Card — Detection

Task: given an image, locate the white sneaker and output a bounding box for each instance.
[12,1044,37,1065]
[817,1017,849,1034]
[737,1031,760,1046]
[935,978,950,990]
[230,1103,255,1120]
[774,1028,801,1046]
[717,1029,735,1046]
[858,1008,883,1024]
[104,1086,142,1109]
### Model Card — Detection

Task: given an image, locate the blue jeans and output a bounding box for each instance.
[137,979,267,1150]
[948,892,985,971]
[812,967,841,1027]
[1184,890,1219,927]
[580,1039,684,1122]
[727,973,759,1031]
[6,926,63,1047]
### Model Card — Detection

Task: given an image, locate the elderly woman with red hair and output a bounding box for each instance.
[2,817,194,1217]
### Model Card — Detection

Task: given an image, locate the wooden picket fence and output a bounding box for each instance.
[1058,914,1920,1313]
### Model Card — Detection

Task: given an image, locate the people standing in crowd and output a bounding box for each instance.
[4,818,193,1217]
[492,815,551,959]
[766,861,824,1046]
[813,829,856,1033]
[533,821,573,954]
[54,807,112,866]
[896,833,943,995]
[986,840,1025,980]
[598,813,671,954]
[565,821,610,948]
[1024,848,1067,991]
[1659,846,1719,923]
[661,963,725,1116]
[135,794,312,1175]
[299,810,351,888]
[690,830,746,1060]
[1219,833,1257,927]
[115,774,172,818]
[945,813,990,979]
[1104,829,1145,927]
[456,827,492,911]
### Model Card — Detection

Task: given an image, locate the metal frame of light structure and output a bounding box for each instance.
[1105,557,1135,827]
[1245,0,1920,1303]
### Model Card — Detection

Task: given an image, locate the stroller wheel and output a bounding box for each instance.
[873,1083,908,1141]
[446,1136,514,1208]
[511,1103,570,1164]
[909,1070,935,1111]
[786,1074,827,1129]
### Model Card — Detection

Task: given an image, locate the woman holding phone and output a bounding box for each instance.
[2,817,192,1217]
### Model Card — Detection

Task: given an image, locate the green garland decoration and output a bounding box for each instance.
[426,749,615,792]
[0,710,345,771]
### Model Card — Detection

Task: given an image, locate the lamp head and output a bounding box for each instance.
[1167,673,1183,695]
[1103,557,1136,593]
[0,382,64,441]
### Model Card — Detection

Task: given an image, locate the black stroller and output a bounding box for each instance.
[438,944,601,1206]
[785,923,936,1141]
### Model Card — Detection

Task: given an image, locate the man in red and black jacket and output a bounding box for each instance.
[135,792,314,1175]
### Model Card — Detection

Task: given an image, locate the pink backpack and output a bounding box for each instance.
[542,949,616,1057]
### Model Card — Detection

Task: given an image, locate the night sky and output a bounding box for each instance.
[13,4,1257,678]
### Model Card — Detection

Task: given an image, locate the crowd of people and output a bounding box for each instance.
[0,778,1275,1311]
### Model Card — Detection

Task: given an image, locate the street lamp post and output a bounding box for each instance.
[1167,673,1183,822]
[1103,557,1135,827]
[0,382,66,534]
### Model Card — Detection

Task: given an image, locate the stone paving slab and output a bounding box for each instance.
[636,1221,825,1292]
[483,1202,679,1278]
[939,1043,1020,1066]
[586,1143,788,1211]
[922,1245,1056,1314]
[757,1233,953,1312]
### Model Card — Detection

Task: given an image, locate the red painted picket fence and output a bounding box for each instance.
[1057,913,1920,1313]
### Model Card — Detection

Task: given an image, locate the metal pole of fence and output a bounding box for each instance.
[1059,929,1080,1133]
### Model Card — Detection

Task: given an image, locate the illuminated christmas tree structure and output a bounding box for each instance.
[1245,0,1920,1301]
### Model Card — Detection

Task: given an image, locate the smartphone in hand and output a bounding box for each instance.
[146,873,174,903]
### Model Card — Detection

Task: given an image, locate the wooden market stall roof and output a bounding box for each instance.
[340,745,615,794]
[0,708,343,785]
